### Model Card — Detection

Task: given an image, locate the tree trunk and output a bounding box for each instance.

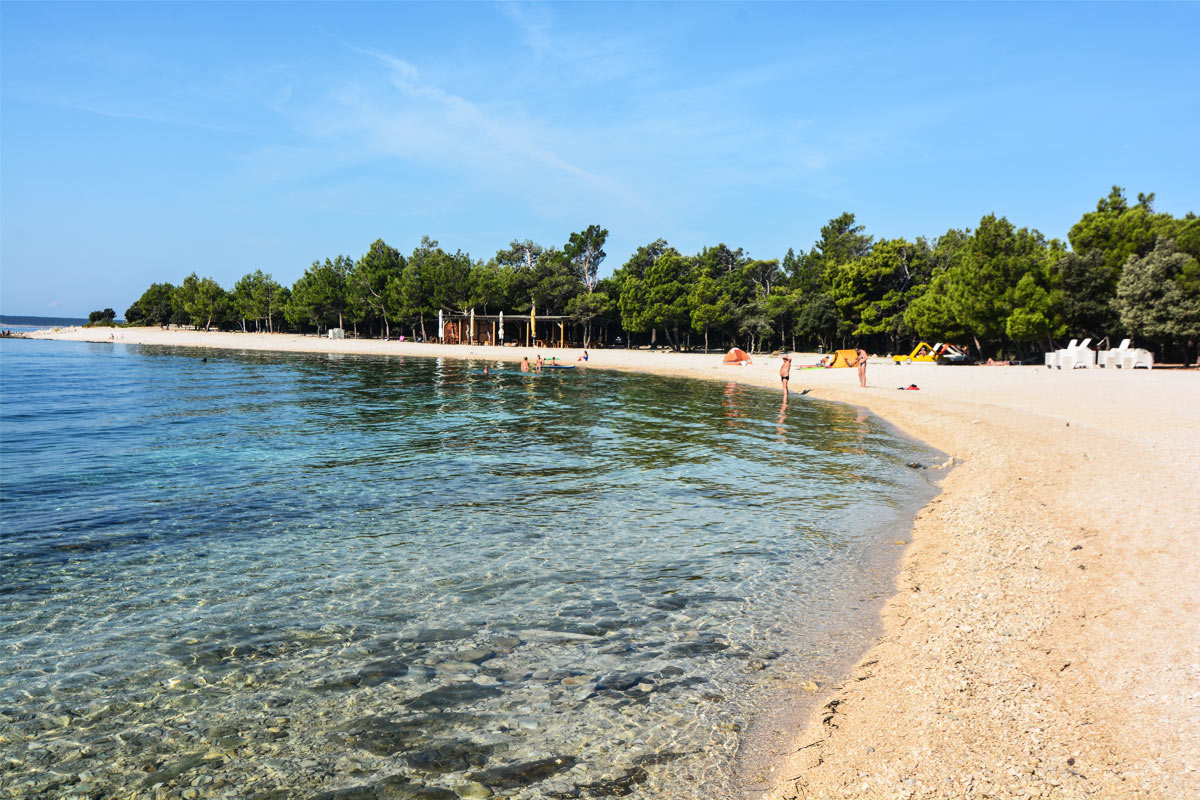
[704,329,709,354]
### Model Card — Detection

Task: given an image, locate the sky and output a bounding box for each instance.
[2,1,1197,318]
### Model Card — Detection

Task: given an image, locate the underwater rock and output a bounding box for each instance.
[402,683,502,711]
[470,755,577,788]
[404,740,494,774]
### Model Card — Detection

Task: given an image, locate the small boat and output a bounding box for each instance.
[542,363,576,370]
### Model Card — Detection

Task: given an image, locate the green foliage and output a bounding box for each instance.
[903,268,966,343]
[388,237,474,337]
[469,261,514,314]
[1005,272,1058,343]
[618,247,691,347]
[351,239,405,337]
[1117,237,1200,346]
[564,225,608,293]
[565,288,614,348]
[688,274,734,352]
[232,270,287,333]
[87,308,117,326]
[1069,187,1177,274]
[526,249,578,314]
[126,283,176,326]
[904,215,1060,354]
[813,213,873,284]
[175,273,228,331]
[288,256,352,331]
[622,239,671,281]
[1048,250,1118,340]
[113,190,1197,353]
[829,238,931,342]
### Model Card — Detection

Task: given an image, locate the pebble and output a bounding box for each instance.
[454,781,493,799]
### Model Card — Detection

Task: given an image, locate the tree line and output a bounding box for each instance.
[121,187,1200,361]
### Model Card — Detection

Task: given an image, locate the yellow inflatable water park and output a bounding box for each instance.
[893,342,970,364]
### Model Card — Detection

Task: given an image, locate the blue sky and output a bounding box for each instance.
[2,1,1197,318]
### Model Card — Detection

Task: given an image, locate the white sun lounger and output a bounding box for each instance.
[1119,345,1154,369]
[1046,339,1077,369]
[1058,338,1094,369]
[1096,339,1130,369]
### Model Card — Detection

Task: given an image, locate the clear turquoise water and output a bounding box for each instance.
[0,339,938,799]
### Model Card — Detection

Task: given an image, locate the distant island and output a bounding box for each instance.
[0,315,92,328]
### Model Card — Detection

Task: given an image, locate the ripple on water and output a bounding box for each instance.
[0,339,940,798]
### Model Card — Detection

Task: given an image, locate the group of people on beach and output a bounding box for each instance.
[518,350,588,372]
[779,347,868,401]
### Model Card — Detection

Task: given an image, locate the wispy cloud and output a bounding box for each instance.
[496,2,659,84]
[269,42,649,214]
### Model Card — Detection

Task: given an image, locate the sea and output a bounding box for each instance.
[0,338,940,799]
[0,316,90,334]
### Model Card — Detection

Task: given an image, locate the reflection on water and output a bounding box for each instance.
[0,339,938,798]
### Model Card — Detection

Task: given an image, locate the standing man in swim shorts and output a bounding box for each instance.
[780,356,792,400]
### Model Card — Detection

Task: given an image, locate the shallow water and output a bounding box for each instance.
[0,339,938,799]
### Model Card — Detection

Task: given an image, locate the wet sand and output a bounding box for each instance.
[24,327,1200,798]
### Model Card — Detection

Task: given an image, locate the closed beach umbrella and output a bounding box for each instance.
[438,309,443,342]
[530,304,536,347]
[499,311,505,342]
[469,308,475,343]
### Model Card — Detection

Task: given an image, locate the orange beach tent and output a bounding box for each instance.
[723,347,753,365]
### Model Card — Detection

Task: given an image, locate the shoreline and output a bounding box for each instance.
[20,327,1200,798]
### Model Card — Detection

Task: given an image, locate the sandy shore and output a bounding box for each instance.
[23,327,1200,798]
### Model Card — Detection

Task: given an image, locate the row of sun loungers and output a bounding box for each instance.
[1046,338,1153,370]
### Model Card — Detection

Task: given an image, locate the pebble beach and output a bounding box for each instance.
[22,327,1200,799]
